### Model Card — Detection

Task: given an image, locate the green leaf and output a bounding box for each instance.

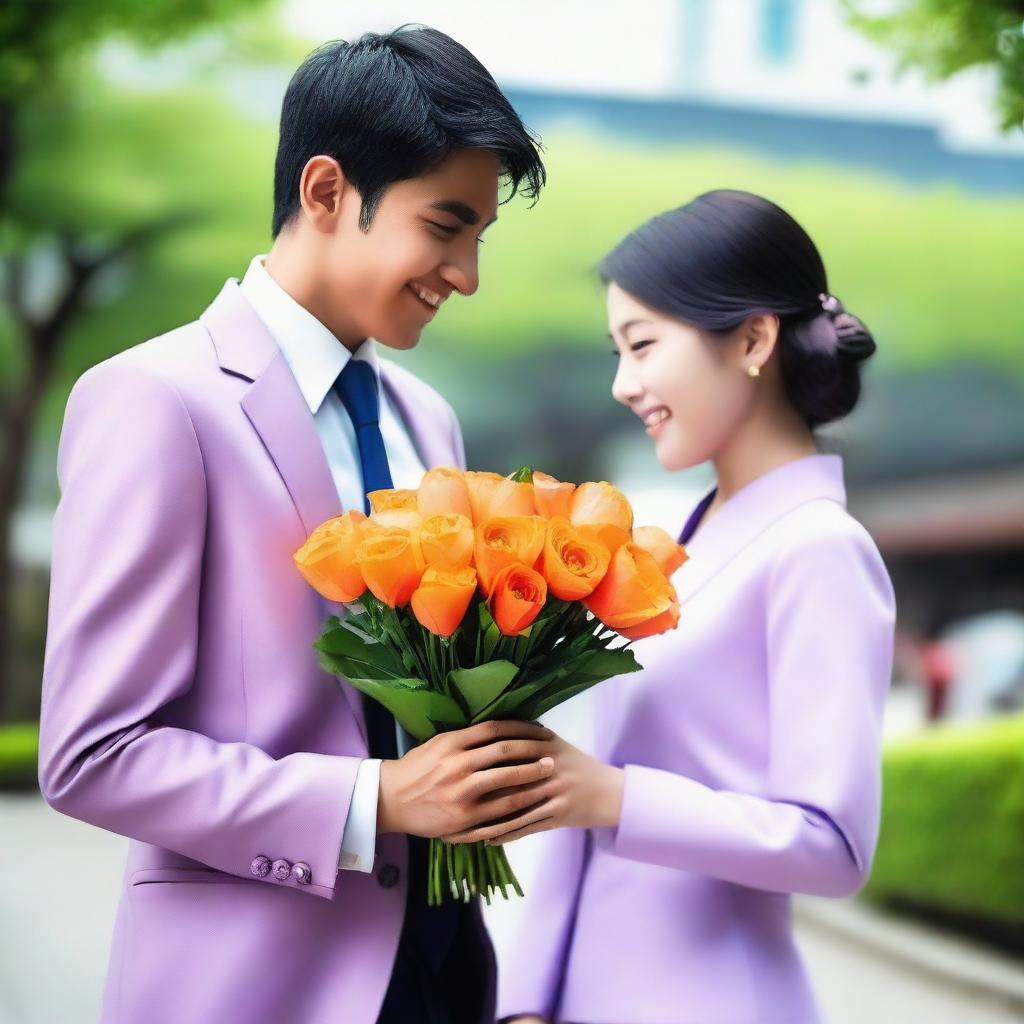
[315,622,406,678]
[510,465,534,483]
[513,648,642,722]
[343,676,469,741]
[317,650,406,684]
[482,625,502,661]
[521,679,607,721]
[448,660,519,719]
[469,673,554,724]
[573,648,643,678]
[478,602,496,632]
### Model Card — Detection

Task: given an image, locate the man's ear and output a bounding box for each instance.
[742,313,780,373]
[298,155,351,230]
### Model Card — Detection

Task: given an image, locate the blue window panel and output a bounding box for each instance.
[761,0,799,63]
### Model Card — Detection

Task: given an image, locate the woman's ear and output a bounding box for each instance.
[741,313,780,374]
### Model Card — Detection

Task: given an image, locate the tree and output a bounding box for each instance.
[0,1,286,716]
[842,0,1024,132]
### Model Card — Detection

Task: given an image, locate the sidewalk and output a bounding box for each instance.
[3,793,1022,1023]
[795,898,1024,1024]
[1,794,125,1024]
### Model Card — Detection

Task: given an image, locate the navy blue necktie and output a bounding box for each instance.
[333,359,394,516]
[333,358,473,1007]
[333,357,467,999]
[333,358,397,761]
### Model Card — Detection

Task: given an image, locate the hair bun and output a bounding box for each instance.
[817,294,876,363]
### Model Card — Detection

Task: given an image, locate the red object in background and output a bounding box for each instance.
[919,641,958,720]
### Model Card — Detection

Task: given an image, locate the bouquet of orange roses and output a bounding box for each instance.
[293,466,686,905]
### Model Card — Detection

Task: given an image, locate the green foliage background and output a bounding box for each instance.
[7,91,1024,452]
[868,713,1024,927]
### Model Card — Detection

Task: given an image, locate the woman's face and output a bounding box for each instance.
[607,282,756,471]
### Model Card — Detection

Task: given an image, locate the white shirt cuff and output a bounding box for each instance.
[338,758,381,872]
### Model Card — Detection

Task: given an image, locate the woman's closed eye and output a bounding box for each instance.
[609,338,656,357]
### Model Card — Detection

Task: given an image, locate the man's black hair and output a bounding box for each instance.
[272,25,545,237]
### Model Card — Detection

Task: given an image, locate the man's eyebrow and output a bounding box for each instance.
[429,200,497,229]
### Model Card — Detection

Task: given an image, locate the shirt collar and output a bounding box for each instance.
[238,254,380,415]
[674,454,847,605]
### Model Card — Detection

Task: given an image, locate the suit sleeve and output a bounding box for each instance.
[609,521,896,898]
[38,360,361,900]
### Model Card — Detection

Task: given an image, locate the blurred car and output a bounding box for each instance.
[939,610,1024,721]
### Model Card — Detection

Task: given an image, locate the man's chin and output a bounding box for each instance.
[374,326,423,352]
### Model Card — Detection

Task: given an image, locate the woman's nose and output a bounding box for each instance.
[612,360,643,407]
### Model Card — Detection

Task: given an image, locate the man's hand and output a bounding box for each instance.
[376,720,556,839]
[439,730,625,846]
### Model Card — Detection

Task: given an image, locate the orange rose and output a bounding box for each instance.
[488,564,547,636]
[632,525,689,577]
[541,517,611,600]
[418,467,472,519]
[465,470,535,524]
[570,481,634,553]
[586,542,677,632]
[369,508,422,532]
[292,510,368,603]
[475,515,548,596]
[355,526,425,608]
[367,488,422,532]
[419,513,475,568]
[532,470,576,519]
[618,601,681,641]
[368,488,418,514]
[410,566,478,637]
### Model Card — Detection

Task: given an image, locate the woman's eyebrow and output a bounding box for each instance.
[617,318,654,336]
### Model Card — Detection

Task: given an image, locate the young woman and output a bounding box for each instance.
[492,190,896,1024]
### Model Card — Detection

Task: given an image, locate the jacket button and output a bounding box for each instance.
[271,858,292,881]
[250,855,271,878]
[377,863,400,889]
[291,862,312,885]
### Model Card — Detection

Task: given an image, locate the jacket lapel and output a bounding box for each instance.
[675,455,847,606]
[380,362,458,470]
[200,280,367,739]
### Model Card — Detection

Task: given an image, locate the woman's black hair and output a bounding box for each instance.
[272,25,545,238]
[599,189,876,429]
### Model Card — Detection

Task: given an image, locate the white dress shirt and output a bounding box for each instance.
[239,254,426,873]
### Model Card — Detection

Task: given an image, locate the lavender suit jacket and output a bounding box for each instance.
[37,280,480,1023]
[496,455,896,1024]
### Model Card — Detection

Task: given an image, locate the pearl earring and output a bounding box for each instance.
[747,365,760,379]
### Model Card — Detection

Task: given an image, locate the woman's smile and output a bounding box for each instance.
[638,405,672,437]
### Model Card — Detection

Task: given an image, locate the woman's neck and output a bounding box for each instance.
[710,406,817,508]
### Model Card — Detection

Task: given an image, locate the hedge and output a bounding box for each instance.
[866,713,1024,930]
[0,723,39,790]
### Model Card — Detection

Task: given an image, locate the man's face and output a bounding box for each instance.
[321,148,501,351]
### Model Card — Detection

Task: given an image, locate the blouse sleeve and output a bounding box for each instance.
[608,517,896,898]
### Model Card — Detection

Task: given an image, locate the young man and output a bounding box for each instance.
[39,26,549,1024]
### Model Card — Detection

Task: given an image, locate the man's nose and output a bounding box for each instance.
[441,250,479,297]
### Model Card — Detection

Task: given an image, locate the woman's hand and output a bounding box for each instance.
[439,730,625,846]
[377,720,556,839]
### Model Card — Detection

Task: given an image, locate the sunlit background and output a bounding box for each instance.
[2,2,1023,1021]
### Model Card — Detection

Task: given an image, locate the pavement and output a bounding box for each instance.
[2,793,1022,1024]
